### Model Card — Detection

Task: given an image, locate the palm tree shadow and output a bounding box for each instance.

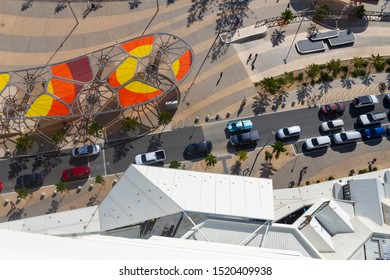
[252,94,271,115]
[318,81,333,95]
[296,85,312,104]
[341,77,355,89]
[259,163,277,178]
[230,160,242,175]
[270,29,286,47]
[361,73,375,86]
[386,73,390,89]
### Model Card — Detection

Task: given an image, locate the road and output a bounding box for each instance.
[1,94,390,194]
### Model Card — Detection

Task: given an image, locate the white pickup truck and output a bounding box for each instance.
[134,150,166,165]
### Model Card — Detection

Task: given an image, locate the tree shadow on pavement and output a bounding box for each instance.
[360,73,375,86]
[296,85,312,104]
[8,158,29,180]
[259,163,276,178]
[54,2,67,14]
[341,77,355,89]
[230,160,242,175]
[111,139,134,164]
[270,29,286,47]
[147,134,163,152]
[252,94,271,115]
[7,208,25,221]
[318,81,332,95]
[46,199,60,214]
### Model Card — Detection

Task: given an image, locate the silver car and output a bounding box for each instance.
[305,136,331,150]
[276,126,302,139]
[71,144,101,157]
[333,131,361,144]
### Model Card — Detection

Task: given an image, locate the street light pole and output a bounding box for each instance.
[248,131,275,176]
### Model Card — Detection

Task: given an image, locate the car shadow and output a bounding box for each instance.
[182,151,208,161]
[278,136,300,145]
[362,137,383,146]
[69,157,88,166]
[330,142,358,153]
[226,141,257,153]
[348,103,375,118]
[302,146,329,158]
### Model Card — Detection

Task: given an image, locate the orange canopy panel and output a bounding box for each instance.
[118,81,162,107]
[0,73,10,94]
[121,35,155,57]
[107,57,138,88]
[26,94,70,117]
[51,56,93,83]
[47,78,83,104]
[172,49,192,82]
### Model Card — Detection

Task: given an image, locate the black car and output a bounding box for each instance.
[15,173,44,190]
[185,140,213,155]
[229,130,260,146]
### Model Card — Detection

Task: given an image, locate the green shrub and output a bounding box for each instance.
[359,169,368,174]
[386,58,390,65]
[386,67,390,73]
[316,180,321,183]
[341,65,349,73]
[306,181,310,185]
[351,68,366,78]
[372,166,378,171]
[328,176,335,180]
[296,72,304,82]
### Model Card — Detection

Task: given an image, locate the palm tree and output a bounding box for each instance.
[16,134,34,152]
[369,54,385,71]
[95,174,105,186]
[306,63,321,81]
[280,9,294,25]
[265,150,273,164]
[271,141,287,159]
[169,160,181,169]
[16,187,30,200]
[87,122,103,137]
[351,56,365,70]
[205,153,217,169]
[158,111,173,126]
[122,117,139,131]
[236,150,248,162]
[55,181,67,194]
[326,59,342,78]
[282,72,295,87]
[355,4,366,19]
[259,77,282,95]
[51,129,66,146]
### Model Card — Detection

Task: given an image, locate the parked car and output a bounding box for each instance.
[333,131,362,144]
[15,173,44,190]
[185,140,213,156]
[320,102,345,114]
[320,119,344,132]
[304,136,331,150]
[229,130,260,146]
[352,95,379,107]
[71,144,101,157]
[61,166,90,182]
[363,127,386,138]
[384,93,390,102]
[227,119,253,134]
[134,150,166,165]
[276,126,302,139]
[357,111,387,126]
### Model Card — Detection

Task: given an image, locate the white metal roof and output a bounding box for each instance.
[0,228,308,260]
[134,165,274,220]
[98,165,183,231]
[349,178,385,226]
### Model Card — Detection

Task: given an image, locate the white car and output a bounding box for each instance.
[357,111,387,126]
[305,136,331,150]
[333,131,361,144]
[320,119,344,131]
[276,126,302,139]
[71,144,101,157]
[352,95,379,107]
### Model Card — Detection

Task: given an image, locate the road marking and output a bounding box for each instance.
[102,146,107,176]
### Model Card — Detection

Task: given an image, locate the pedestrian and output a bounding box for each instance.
[248,53,252,60]
[251,64,255,71]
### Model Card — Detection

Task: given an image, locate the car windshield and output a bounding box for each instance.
[311,138,319,146]
[367,114,374,121]
[283,128,289,135]
[340,133,348,141]
[327,121,334,128]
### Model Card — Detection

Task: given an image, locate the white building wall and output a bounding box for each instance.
[301,218,335,252]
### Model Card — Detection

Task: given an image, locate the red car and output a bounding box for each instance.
[62,166,90,182]
[0,180,2,192]
[320,102,345,114]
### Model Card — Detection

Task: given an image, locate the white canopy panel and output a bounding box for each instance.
[98,165,183,231]
[134,165,274,220]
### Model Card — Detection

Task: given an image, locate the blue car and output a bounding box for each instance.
[227,119,253,133]
[363,127,386,138]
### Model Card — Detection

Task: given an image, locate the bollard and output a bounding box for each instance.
[216,113,220,120]
[205,115,210,122]
[194,116,199,124]
[226,111,231,118]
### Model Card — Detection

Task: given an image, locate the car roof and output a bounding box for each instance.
[287,126,301,132]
